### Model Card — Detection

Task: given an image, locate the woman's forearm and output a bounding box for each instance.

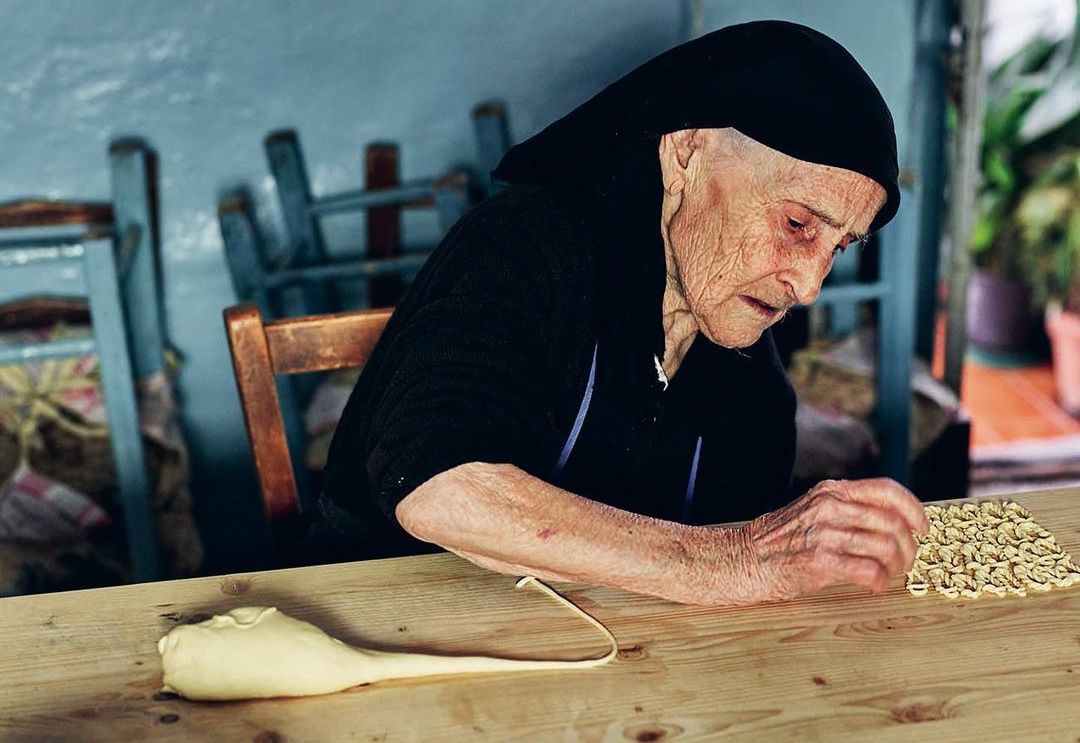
[394,462,760,605]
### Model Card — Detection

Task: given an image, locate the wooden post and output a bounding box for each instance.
[943,0,987,395]
[364,143,404,308]
[912,0,955,362]
[223,304,301,525]
[875,196,917,486]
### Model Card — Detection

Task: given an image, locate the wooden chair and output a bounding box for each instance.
[223,302,391,539]
[217,101,511,322]
[0,142,165,581]
[219,104,511,517]
[217,120,471,451]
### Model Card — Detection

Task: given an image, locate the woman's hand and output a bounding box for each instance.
[738,478,930,602]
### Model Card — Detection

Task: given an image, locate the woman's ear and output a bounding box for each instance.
[659,129,698,195]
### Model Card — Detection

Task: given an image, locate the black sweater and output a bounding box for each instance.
[315,184,796,561]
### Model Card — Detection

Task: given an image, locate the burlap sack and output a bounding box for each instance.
[0,319,202,594]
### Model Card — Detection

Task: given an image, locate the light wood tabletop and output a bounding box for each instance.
[3,488,1080,742]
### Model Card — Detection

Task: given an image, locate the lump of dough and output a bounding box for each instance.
[158,577,616,701]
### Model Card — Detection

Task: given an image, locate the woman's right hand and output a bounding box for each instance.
[737,478,930,603]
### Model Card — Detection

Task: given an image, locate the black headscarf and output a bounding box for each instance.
[493,20,900,391]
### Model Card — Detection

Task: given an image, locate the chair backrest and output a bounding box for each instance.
[0,200,113,229]
[252,131,470,319]
[223,302,391,527]
[0,142,166,582]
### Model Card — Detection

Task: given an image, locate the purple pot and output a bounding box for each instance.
[966,270,1034,352]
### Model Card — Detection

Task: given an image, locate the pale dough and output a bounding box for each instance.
[158,576,617,701]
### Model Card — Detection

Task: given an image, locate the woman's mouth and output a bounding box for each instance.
[741,295,781,319]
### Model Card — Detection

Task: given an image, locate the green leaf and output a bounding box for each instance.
[1020,67,1080,143]
[984,149,1016,191]
[971,216,997,252]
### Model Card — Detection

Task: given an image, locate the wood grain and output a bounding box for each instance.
[223,303,391,528]
[2,489,1080,742]
[264,307,390,375]
[223,303,298,524]
[0,200,113,228]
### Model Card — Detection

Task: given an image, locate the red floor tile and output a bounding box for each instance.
[962,362,1080,447]
[932,308,1080,448]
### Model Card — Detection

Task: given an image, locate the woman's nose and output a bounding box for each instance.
[782,250,833,306]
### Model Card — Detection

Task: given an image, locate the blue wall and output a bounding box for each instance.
[0,0,917,570]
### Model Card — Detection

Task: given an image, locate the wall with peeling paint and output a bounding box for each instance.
[0,1,916,571]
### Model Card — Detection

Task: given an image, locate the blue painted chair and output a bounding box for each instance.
[218,101,510,320]
[472,101,513,197]
[0,142,165,581]
[218,103,512,510]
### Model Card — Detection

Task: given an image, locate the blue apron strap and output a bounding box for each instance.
[681,435,703,523]
[553,342,598,477]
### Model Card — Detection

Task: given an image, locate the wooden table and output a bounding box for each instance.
[3,489,1080,742]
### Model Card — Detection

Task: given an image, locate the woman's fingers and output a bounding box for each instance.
[746,477,931,602]
[816,496,913,538]
[828,478,929,535]
[813,499,918,569]
[810,550,891,594]
[812,524,913,577]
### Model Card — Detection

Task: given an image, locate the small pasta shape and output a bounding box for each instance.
[905,500,1079,601]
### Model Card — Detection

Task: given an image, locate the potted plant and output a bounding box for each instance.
[999,4,1080,411]
[967,36,1063,354]
[1017,150,1080,412]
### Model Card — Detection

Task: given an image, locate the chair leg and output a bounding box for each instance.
[433,174,469,233]
[219,194,273,315]
[264,130,334,319]
[277,376,312,514]
[472,101,512,197]
[365,143,404,308]
[83,237,161,582]
[109,141,166,381]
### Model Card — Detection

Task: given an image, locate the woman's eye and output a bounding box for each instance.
[786,217,804,230]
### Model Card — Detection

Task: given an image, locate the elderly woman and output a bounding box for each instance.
[312,20,930,604]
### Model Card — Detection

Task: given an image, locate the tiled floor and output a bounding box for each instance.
[957,360,1080,497]
[962,362,1080,447]
[931,308,1080,449]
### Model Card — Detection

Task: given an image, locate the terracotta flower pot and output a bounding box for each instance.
[1046,302,1080,416]
[966,270,1034,352]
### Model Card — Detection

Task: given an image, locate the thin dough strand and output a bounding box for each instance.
[515,576,619,666]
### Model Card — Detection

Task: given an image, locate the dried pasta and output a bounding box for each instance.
[906,500,1080,599]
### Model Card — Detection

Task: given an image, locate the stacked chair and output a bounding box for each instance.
[221,102,512,513]
[0,142,167,583]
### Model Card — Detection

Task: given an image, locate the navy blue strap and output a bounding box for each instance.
[553,344,703,524]
[681,435,703,522]
[553,343,598,476]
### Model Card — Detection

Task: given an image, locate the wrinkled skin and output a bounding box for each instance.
[658,127,885,364]
[738,478,929,600]
[659,129,928,600]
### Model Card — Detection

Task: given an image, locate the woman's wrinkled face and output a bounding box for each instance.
[659,128,888,348]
